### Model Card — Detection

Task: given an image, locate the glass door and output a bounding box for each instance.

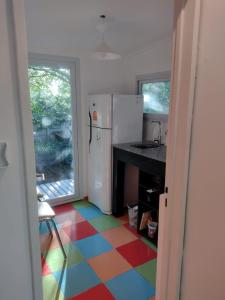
[28,57,79,205]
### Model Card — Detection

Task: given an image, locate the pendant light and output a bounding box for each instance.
[92,15,121,61]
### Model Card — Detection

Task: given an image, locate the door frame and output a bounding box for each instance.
[11,0,202,299]
[156,0,202,299]
[28,53,82,206]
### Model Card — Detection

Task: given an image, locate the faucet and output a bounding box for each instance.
[152,120,161,145]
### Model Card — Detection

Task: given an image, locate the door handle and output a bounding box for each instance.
[89,111,92,151]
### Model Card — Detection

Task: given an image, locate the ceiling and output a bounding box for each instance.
[25,0,173,55]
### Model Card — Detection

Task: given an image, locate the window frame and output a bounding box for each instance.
[137,71,171,119]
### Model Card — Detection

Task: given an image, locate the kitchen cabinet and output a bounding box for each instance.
[112,143,166,246]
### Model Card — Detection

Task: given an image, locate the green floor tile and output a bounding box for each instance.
[89,215,121,232]
[72,200,92,209]
[141,237,157,252]
[136,258,157,287]
[66,243,84,268]
[42,274,64,300]
[46,243,84,273]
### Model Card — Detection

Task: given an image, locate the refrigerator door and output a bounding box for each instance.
[88,94,112,129]
[112,95,143,144]
[88,127,112,214]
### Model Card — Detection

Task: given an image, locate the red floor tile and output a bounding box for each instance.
[63,221,97,241]
[53,203,75,215]
[69,283,115,300]
[41,256,51,276]
[117,239,157,267]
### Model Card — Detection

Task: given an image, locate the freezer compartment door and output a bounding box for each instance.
[88,127,112,214]
[112,95,143,144]
[88,94,112,129]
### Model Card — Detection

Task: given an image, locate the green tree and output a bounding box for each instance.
[28,66,72,129]
[143,81,170,113]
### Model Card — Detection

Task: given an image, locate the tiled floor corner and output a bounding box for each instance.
[40,199,157,300]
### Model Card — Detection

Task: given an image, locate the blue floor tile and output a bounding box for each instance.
[76,205,103,220]
[39,221,61,235]
[75,233,112,259]
[54,262,100,298]
[106,269,155,300]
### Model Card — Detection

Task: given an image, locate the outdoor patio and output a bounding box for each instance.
[37,178,74,200]
[36,163,74,200]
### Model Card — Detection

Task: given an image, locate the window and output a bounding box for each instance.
[137,72,170,114]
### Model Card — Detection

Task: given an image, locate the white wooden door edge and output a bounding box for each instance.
[11,0,43,299]
[155,1,202,300]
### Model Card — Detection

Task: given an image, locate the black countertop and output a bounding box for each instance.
[113,142,166,163]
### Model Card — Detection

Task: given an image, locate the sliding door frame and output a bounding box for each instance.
[29,53,82,205]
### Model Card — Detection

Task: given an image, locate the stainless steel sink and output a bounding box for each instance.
[131,142,160,149]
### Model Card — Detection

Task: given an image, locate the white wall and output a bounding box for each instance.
[122,36,172,94]
[181,1,225,299]
[121,37,172,142]
[0,1,34,299]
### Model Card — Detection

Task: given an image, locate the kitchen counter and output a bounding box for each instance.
[112,142,166,217]
[113,142,166,163]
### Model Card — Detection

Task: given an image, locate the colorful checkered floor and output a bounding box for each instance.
[40,200,157,300]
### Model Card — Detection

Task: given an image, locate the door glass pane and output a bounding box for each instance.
[142,81,170,114]
[28,65,75,200]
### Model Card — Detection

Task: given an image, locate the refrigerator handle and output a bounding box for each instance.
[89,110,92,151]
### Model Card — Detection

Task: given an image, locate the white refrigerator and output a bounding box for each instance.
[88,94,143,214]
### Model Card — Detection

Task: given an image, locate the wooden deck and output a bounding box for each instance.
[36,179,74,200]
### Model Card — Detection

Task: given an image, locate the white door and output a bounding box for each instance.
[88,127,112,214]
[28,55,81,205]
[155,1,202,299]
